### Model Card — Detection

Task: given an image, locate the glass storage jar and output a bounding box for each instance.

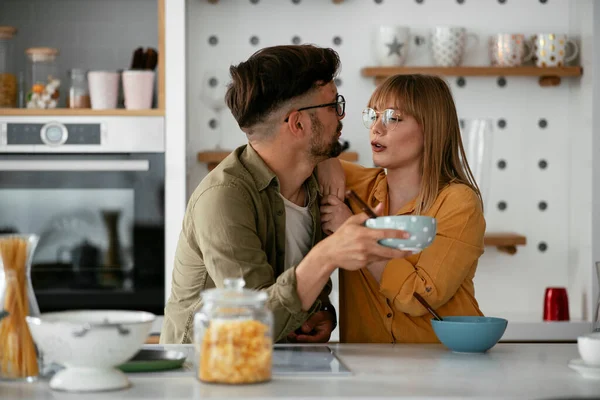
[25,47,60,109]
[0,26,17,108]
[67,68,90,109]
[194,278,273,384]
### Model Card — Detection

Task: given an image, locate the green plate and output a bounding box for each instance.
[118,349,187,373]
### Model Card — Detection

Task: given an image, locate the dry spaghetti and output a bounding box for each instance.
[0,237,39,379]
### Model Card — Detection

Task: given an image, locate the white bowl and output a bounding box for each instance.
[26,310,154,392]
[577,332,600,366]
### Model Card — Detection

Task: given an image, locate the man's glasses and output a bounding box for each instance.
[362,108,402,131]
[285,94,345,122]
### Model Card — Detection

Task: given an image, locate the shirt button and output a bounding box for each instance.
[386,313,392,318]
[277,209,284,216]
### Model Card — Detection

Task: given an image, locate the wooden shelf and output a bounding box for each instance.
[0,109,164,117]
[361,66,583,87]
[484,233,527,255]
[208,0,343,2]
[198,150,358,171]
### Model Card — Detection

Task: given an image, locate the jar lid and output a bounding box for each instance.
[201,278,268,305]
[26,47,59,56]
[26,47,59,62]
[0,26,17,39]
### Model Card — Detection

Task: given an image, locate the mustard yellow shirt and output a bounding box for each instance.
[339,161,486,344]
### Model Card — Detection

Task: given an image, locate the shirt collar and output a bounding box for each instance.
[240,144,277,191]
[371,174,417,215]
[239,144,320,204]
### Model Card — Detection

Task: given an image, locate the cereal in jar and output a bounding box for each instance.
[194,278,273,384]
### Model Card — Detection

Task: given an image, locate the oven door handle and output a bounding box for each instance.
[0,160,150,171]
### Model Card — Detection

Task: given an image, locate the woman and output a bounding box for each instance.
[318,74,486,343]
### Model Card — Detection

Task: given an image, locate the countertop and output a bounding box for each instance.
[149,315,594,342]
[4,343,600,399]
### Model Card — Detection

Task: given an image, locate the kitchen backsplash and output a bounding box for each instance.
[186,0,594,325]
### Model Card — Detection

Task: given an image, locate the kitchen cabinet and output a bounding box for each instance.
[0,0,166,117]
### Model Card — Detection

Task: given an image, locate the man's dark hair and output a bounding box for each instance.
[225,44,341,130]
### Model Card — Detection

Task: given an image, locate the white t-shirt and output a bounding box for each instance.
[278,192,313,270]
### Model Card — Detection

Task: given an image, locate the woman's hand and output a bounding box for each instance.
[320,195,353,235]
[316,158,346,202]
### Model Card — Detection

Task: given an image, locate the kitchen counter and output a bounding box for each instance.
[150,316,594,342]
[4,343,600,399]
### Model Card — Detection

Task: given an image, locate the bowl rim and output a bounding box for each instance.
[26,309,156,327]
[578,332,600,341]
[430,316,508,325]
[366,215,436,222]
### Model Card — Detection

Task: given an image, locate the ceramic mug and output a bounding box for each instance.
[430,26,478,67]
[489,34,534,67]
[531,33,579,67]
[373,26,424,67]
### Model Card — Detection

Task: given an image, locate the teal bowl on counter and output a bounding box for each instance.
[364,215,436,252]
[431,316,508,353]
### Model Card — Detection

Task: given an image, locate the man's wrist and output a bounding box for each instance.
[313,241,337,275]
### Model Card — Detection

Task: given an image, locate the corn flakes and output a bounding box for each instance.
[199,319,272,384]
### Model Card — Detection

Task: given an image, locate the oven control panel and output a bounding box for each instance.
[5,122,102,146]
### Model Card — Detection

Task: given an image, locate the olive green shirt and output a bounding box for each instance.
[160,144,331,344]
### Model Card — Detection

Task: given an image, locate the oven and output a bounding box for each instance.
[0,117,165,315]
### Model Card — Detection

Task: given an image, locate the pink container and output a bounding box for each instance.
[122,70,155,110]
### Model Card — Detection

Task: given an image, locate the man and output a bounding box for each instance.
[160,44,411,344]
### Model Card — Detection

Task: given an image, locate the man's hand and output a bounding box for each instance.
[317,212,413,272]
[287,311,334,343]
[316,158,346,202]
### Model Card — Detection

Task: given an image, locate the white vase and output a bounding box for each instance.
[460,118,494,213]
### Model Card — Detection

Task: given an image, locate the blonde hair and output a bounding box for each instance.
[368,74,482,215]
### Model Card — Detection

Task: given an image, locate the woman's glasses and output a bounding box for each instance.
[362,108,401,130]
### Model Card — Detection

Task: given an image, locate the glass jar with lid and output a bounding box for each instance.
[194,278,273,384]
[25,47,60,109]
[67,68,90,109]
[0,26,17,108]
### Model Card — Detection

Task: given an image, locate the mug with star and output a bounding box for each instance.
[373,26,424,67]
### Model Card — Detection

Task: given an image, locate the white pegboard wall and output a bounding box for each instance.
[186,0,594,325]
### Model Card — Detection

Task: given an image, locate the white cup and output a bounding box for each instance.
[577,332,600,366]
[430,26,478,67]
[88,71,120,109]
[122,70,155,110]
[373,26,424,67]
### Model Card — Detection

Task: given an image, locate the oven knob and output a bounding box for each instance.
[41,122,68,146]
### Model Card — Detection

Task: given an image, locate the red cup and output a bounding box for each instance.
[543,287,570,321]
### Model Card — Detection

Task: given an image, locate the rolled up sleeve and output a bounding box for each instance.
[193,184,319,342]
[379,186,485,316]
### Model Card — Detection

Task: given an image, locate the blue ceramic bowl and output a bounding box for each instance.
[364,215,436,252]
[431,316,508,353]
